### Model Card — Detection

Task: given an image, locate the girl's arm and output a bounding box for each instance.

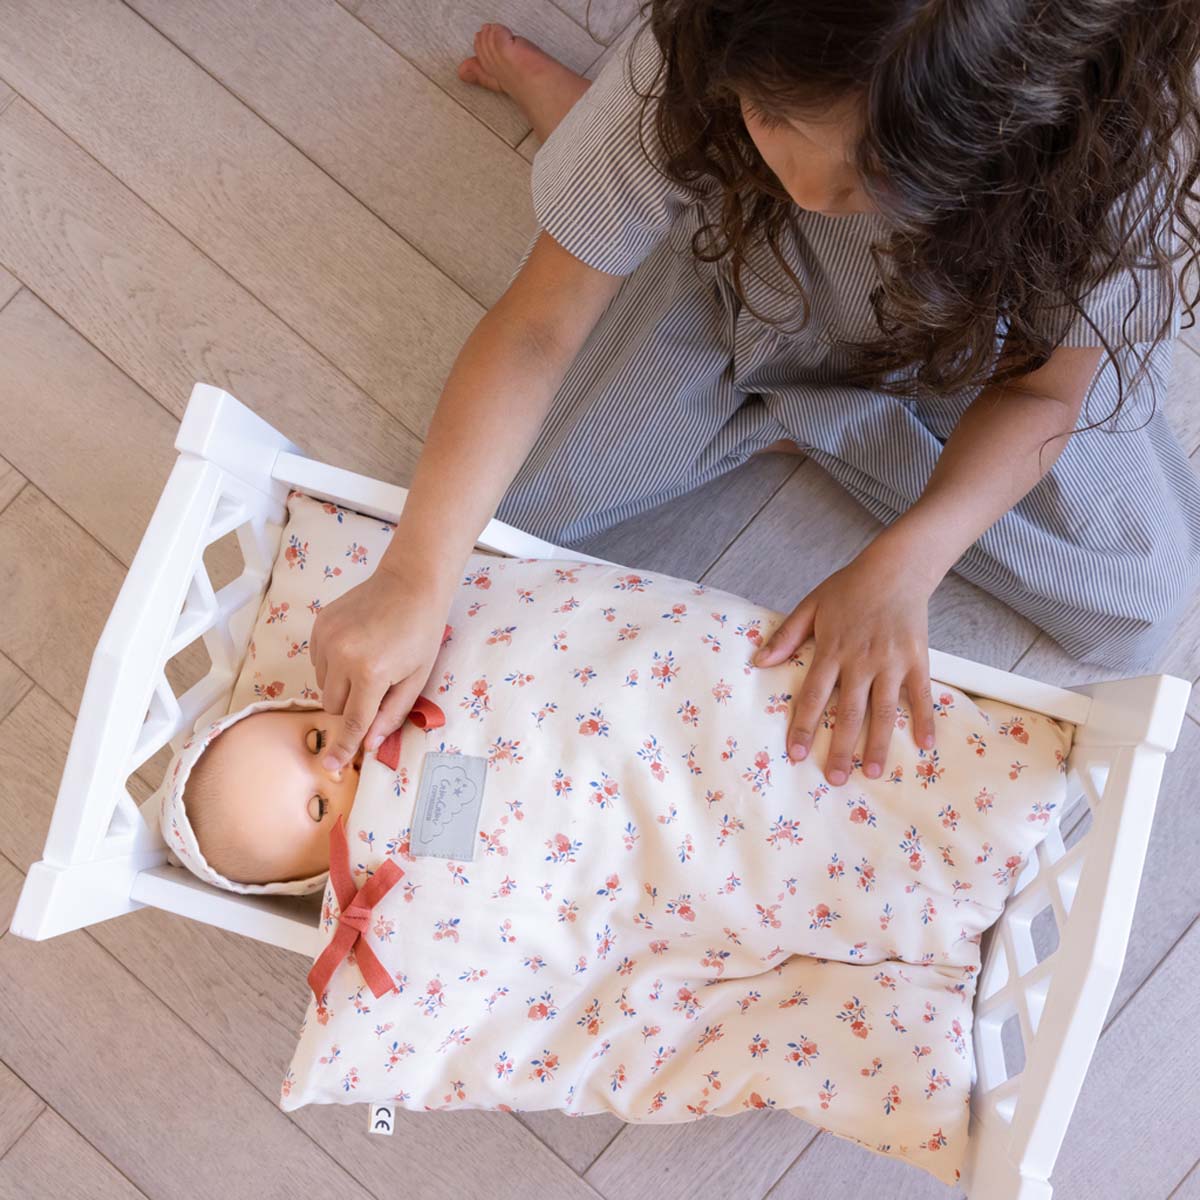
[380,230,625,601]
[859,343,1107,584]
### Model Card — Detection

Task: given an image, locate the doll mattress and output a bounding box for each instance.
[256,495,1074,1189]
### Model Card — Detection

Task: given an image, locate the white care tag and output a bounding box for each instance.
[368,1102,395,1135]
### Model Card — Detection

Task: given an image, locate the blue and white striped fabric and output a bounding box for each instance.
[494,21,1200,673]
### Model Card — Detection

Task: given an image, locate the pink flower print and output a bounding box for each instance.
[975,841,996,865]
[458,966,487,983]
[743,1092,775,1111]
[885,1005,908,1034]
[717,872,742,895]
[967,731,988,756]
[613,572,651,592]
[846,793,878,827]
[299,683,319,700]
[923,1128,949,1154]
[596,873,622,901]
[1026,797,1057,825]
[932,690,956,716]
[487,625,517,646]
[545,832,582,864]
[899,825,926,871]
[736,618,764,648]
[756,902,782,928]
[701,632,722,653]
[617,622,641,642]
[696,1023,725,1050]
[807,902,839,931]
[665,894,696,922]
[778,988,810,1009]
[600,605,616,621]
[661,601,688,623]
[495,1051,514,1080]
[946,1018,967,1058]
[433,917,461,943]
[484,987,509,1012]
[526,991,558,1021]
[461,677,492,720]
[321,563,344,582]
[649,1043,676,1074]
[622,821,639,850]
[915,749,944,788]
[622,667,640,689]
[616,956,637,977]
[284,535,309,570]
[657,803,678,825]
[649,938,669,955]
[672,986,702,1020]
[285,638,309,659]
[993,853,1025,886]
[818,1079,838,1109]
[555,595,582,614]
[716,814,745,846]
[700,947,730,976]
[498,918,516,944]
[937,803,961,831]
[556,897,579,923]
[523,954,547,973]
[578,998,604,1036]
[677,834,695,864]
[339,1066,360,1094]
[504,669,534,687]
[879,902,895,930]
[785,1037,820,1067]
[681,745,702,776]
[748,1033,769,1059]
[650,649,678,687]
[861,1056,884,1077]
[677,698,701,725]
[553,566,582,584]
[387,829,415,862]
[486,736,524,768]
[648,1091,668,1113]
[766,815,802,849]
[528,1050,559,1082]
[573,955,589,976]
[742,749,773,795]
[975,787,996,814]
[416,977,447,1017]
[552,629,569,651]
[266,599,290,625]
[447,862,469,886]
[712,679,733,705]
[837,995,872,1039]
[594,924,616,958]
[531,701,559,730]
[463,566,493,589]
[608,1063,628,1093]
[436,1026,472,1054]
[999,716,1030,743]
[573,664,598,687]
[253,678,287,701]
[576,707,611,737]
[724,927,744,946]
[765,691,791,716]
[372,911,397,943]
[637,736,668,781]
[854,858,877,892]
[479,827,508,856]
[588,772,620,808]
[344,541,369,566]
[435,670,454,693]
[516,587,534,604]
[1009,760,1028,780]
[882,1083,903,1115]
[466,601,484,617]
[617,987,638,1018]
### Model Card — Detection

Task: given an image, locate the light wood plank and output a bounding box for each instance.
[126,0,536,308]
[0,487,125,721]
[1047,916,1200,1198]
[553,0,641,46]
[515,1108,624,1176]
[0,1107,148,1200]
[0,650,32,728]
[0,456,25,517]
[0,264,19,308]
[352,0,604,146]
[0,99,421,484]
[1172,1159,1200,1199]
[585,1107,815,1200]
[0,80,13,118]
[575,453,802,582]
[0,1058,44,1167]
[0,920,377,1199]
[702,457,1039,669]
[0,0,476,436]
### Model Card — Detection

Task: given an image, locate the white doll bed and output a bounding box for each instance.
[10,383,1191,1200]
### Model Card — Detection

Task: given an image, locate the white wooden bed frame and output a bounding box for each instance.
[10,384,1191,1199]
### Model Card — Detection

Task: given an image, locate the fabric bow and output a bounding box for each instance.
[306,692,448,1005]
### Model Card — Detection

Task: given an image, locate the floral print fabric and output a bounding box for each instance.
[233,492,1074,1188]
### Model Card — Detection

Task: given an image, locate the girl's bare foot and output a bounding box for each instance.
[458,23,591,142]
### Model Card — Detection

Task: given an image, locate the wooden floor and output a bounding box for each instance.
[1,2,1198,1197]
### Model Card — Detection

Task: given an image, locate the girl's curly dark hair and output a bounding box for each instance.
[630,0,1200,442]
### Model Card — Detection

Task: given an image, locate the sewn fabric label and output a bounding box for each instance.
[410,751,487,861]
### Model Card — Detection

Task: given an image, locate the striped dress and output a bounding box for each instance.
[493,21,1200,673]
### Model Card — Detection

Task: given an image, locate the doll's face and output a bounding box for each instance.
[202,708,365,883]
[738,93,876,217]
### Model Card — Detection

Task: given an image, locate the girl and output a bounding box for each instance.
[308,0,1200,791]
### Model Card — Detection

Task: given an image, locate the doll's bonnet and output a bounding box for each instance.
[157,695,330,895]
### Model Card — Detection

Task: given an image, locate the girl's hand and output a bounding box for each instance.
[308,560,453,771]
[751,543,939,786]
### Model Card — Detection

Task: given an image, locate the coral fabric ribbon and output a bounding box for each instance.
[307,692,447,1005]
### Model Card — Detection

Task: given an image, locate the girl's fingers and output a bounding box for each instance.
[823,670,872,786]
[754,601,814,667]
[862,672,902,779]
[364,679,422,751]
[904,666,937,751]
[320,667,350,721]
[787,653,838,764]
